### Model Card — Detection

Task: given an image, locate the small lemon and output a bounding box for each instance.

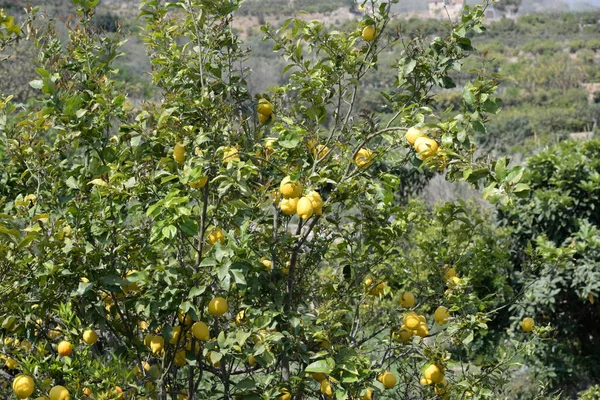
[434,306,450,325]
[521,317,534,332]
[353,148,374,168]
[49,385,70,400]
[208,297,229,316]
[191,321,210,341]
[405,126,426,145]
[82,329,98,345]
[423,364,444,385]
[362,25,376,41]
[378,371,396,389]
[173,142,185,164]
[279,176,302,199]
[13,374,35,399]
[280,197,299,215]
[399,291,415,308]
[296,197,314,220]
[257,98,273,116]
[414,136,439,159]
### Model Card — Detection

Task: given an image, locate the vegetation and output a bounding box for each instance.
[0,0,599,399]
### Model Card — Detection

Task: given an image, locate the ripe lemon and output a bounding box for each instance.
[82,329,98,345]
[208,297,229,316]
[320,380,333,397]
[189,176,208,189]
[279,176,302,199]
[57,340,72,357]
[207,227,225,245]
[311,372,327,382]
[148,335,165,354]
[415,322,429,338]
[353,147,373,168]
[521,317,534,332]
[13,374,35,399]
[414,136,439,159]
[175,350,187,367]
[313,144,330,159]
[378,371,396,389]
[49,385,70,400]
[173,142,185,164]
[257,98,273,116]
[404,312,420,330]
[393,325,412,344]
[222,146,240,163]
[280,197,299,215]
[169,326,182,344]
[423,364,444,384]
[306,191,323,215]
[360,388,372,400]
[258,112,272,124]
[405,126,426,145]
[434,306,450,325]
[362,25,376,41]
[297,197,314,220]
[5,357,18,369]
[369,281,386,296]
[399,291,415,308]
[191,321,210,341]
[443,267,456,282]
[278,388,291,400]
[234,310,246,327]
[248,354,257,367]
[261,259,272,271]
[178,310,193,327]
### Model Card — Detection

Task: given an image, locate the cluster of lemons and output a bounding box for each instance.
[4,324,122,400]
[405,126,439,159]
[277,176,324,220]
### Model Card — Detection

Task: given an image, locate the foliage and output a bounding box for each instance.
[498,139,600,394]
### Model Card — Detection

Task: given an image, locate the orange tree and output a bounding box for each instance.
[1,0,536,399]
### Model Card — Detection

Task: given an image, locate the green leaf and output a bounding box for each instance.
[305,358,335,374]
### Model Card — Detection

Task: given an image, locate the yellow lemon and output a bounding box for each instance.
[178,310,193,327]
[258,112,272,124]
[82,329,98,345]
[222,146,240,163]
[49,385,70,400]
[174,350,187,367]
[353,148,373,168]
[189,176,208,189]
[415,322,429,338]
[443,267,456,282]
[257,98,273,116]
[174,142,185,164]
[248,354,257,367]
[434,306,450,325]
[405,126,426,145]
[191,321,210,341]
[279,176,302,199]
[521,317,534,332]
[296,197,314,220]
[414,136,439,159]
[207,227,225,245]
[311,373,327,382]
[312,144,330,159]
[57,340,72,357]
[13,374,35,399]
[362,25,376,41]
[399,291,415,308]
[82,387,92,397]
[404,312,420,330]
[5,357,18,369]
[320,380,333,397]
[148,335,165,354]
[169,326,182,345]
[378,371,396,389]
[393,325,412,344]
[423,364,444,385]
[208,297,229,316]
[278,388,291,400]
[234,310,246,327]
[360,388,372,400]
[306,191,323,215]
[280,197,299,215]
[262,259,272,271]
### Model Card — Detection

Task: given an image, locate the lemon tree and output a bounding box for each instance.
[0,0,537,399]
